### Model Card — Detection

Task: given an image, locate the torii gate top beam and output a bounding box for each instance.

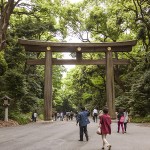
[19,39,137,52]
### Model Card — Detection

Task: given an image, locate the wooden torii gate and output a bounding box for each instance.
[19,39,137,120]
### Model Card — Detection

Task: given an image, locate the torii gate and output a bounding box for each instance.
[19,39,137,120]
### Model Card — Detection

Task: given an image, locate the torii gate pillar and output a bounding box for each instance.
[106,49,116,118]
[44,48,52,120]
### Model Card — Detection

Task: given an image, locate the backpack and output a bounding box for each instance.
[120,116,125,122]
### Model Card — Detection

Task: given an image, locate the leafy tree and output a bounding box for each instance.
[0,0,149,121]
[130,70,150,116]
[0,0,65,119]
[0,0,22,50]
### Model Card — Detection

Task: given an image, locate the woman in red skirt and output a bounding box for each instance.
[99,108,112,150]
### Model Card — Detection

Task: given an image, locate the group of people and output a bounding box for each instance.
[116,108,129,133]
[76,107,129,150]
[76,107,111,149]
[31,107,128,149]
[53,111,75,121]
[66,111,74,121]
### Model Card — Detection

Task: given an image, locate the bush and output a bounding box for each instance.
[38,114,44,120]
[10,112,31,125]
[131,117,150,123]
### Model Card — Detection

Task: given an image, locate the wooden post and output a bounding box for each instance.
[106,47,116,118]
[44,47,52,121]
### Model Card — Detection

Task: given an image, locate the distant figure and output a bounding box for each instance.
[124,109,129,133]
[57,112,60,120]
[60,112,64,121]
[54,111,57,121]
[115,111,118,121]
[99,108,111,150]
[93,108,98,122]
[117,108,124,134]
[75,111,78,121]
[70,111,74,120]
[33,112,37,122]
[99,110,103,117]
[66,112,70,121]
[31,112,34,122]
[76,107,90,141]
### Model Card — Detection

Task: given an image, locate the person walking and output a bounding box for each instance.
[99,107,111,150]
[117,108,125,134]
[31,112,34,122]
[124,109,129,133]
[93,108,98,122]
[33,111,37,122]
[54,111,57,121]
[99,110,103,117]
[76,107,90,141]
[70,111,74,120]
[60,112,64,121]
[75,111,78,121]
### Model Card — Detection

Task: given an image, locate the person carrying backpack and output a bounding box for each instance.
[117,108,125,134]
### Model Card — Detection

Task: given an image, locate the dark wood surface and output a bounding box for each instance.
[27,58,130,65]
[19,39,137,52]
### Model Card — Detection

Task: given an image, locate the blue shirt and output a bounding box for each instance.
[77,110,90,126]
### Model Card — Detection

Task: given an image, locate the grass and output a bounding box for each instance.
[11,112,32,125]
[131,116,150,123]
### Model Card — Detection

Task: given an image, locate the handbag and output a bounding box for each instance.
[96,127,101,135]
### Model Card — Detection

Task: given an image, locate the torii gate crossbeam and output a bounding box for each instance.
[19,39,137,120]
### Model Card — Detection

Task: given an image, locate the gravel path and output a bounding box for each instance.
[0,118,150,150]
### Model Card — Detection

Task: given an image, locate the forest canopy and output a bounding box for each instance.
[0,0,149,121]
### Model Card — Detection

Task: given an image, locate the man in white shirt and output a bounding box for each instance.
[33,112,37,122]
[93,108,98,123]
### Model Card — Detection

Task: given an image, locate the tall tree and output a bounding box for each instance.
[0,0,21,51]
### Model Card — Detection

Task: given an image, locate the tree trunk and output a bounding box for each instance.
[0,0,21,51]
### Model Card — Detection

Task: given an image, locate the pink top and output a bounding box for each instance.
[99,114,111,134]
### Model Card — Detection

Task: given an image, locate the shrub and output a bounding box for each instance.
[10,112,31,125]
[131,117,150,123]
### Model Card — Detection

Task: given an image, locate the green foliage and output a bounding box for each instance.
[38,113,44,120]
[20,95,39,113]
[0,51,8,75]
[0,0,149,122]
[0,0,65,119]
[130,70,150,117]
[3,69,27,98]
[0,105,4,119]
[131,116,150,123]
[10,112,31,125]
[62,65,106,112]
